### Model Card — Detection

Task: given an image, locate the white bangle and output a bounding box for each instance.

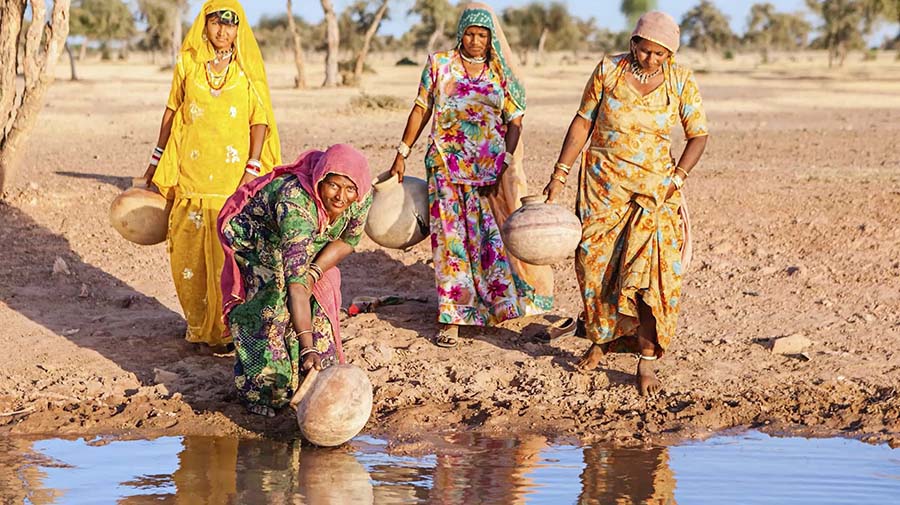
[672,173,685,190]
[502,154,512,167]
[149,146,163,166]
[397,142,411,159]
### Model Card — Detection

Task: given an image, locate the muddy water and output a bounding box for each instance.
[0,431,897,504]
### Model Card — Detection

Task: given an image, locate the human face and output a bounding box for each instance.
[632,38,670,73]
[461,26,491,59]
[205,14,238,52]
[318,174,359,220]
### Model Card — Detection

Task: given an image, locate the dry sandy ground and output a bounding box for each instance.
[1,52,899,449]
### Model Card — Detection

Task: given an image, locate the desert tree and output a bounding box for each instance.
[409,0,457,53]
[320,0,340,87]
[286,0,307,89]
[351,0,389,85]
[805,0,868,66]
[744,3,811,61]
[680,0,737,53]
[136,0,187,66]
[502,2,578,65]
[70,0,135,61]
[0,0,72,196]
[620,0,658,27]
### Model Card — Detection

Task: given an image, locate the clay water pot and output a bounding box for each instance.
[364,170,429,249]
[501,195,582,265]
[109,179,171,245]
[291,364,373,447]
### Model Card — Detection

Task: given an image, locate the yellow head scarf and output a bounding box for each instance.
[186,0,280,170]
[155,0,281,199]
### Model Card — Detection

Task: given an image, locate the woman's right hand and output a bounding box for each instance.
[543,178,565,204]
[389,154,405,183]
[141,164,156,188]
[302,352,322,372]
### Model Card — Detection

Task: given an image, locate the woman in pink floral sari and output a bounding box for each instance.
[389,3,553,348]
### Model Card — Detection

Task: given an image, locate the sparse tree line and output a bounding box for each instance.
[0,0,898,194]
[47,0,900,84]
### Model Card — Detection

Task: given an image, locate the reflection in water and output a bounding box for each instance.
[1,431,897,504]
[579,446,676,505]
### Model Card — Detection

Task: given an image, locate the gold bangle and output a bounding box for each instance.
[554,162,571,174]
[551,174,567,185]
[675,166,689,179]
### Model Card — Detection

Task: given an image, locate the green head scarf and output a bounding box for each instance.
[456,6,526,112]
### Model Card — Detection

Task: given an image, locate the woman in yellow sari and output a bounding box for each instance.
[142,0,281,348]
[545,12,708,395]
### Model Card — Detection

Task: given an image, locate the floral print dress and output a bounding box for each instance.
[575,54,708,355]
[222,174,371,409]
[416,49,550,327]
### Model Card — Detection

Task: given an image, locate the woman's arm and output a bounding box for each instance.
[390,105,432,182]
[543,115,592,203]
[142,108,176,187]
[238,124,269,188]
[311,239,355,273]
[286,238,355,371]
[286,281,321,371]
[665,135,708,200]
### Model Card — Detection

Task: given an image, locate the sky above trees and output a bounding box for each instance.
[231,0,810,34]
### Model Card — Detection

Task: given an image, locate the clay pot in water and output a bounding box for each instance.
[364,170,429,249]
[109,179,171,245]
[291,364,373,447]
[501,195,582,265]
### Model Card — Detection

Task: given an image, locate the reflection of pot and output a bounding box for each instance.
[501,195,582,265]
[298,448,375,504]
[109,179,171,245]
[364,171,429,249]
[291,365,373,447]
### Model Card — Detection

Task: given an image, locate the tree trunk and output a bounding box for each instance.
[536,27,549,66]
[320,0,340,87]
[352,0,389,85]
[286,0,307,89]
[0,0,72,196]
[171,0,184,66]
[65,42,78,80]
[426,27,441,54]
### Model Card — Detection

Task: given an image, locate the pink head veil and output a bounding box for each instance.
[631,11,681,54]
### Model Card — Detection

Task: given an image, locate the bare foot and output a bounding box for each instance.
[576,344,604,371]
[637,357,662,396]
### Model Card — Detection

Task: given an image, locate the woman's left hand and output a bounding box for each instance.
[302,352,322,372]
[665,182,677,201]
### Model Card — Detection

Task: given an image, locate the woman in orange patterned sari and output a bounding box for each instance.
[544,12,709,395]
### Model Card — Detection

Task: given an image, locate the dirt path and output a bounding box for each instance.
[1,55,899,448]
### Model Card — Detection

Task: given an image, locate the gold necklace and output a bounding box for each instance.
[205,61,230,96]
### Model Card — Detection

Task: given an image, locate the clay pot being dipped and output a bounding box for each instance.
[364,170,429,250]
[501,195,582,265]
[109,179,172,245]
[291,365,373,447]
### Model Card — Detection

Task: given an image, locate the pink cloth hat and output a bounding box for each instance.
[631,11,680,53]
